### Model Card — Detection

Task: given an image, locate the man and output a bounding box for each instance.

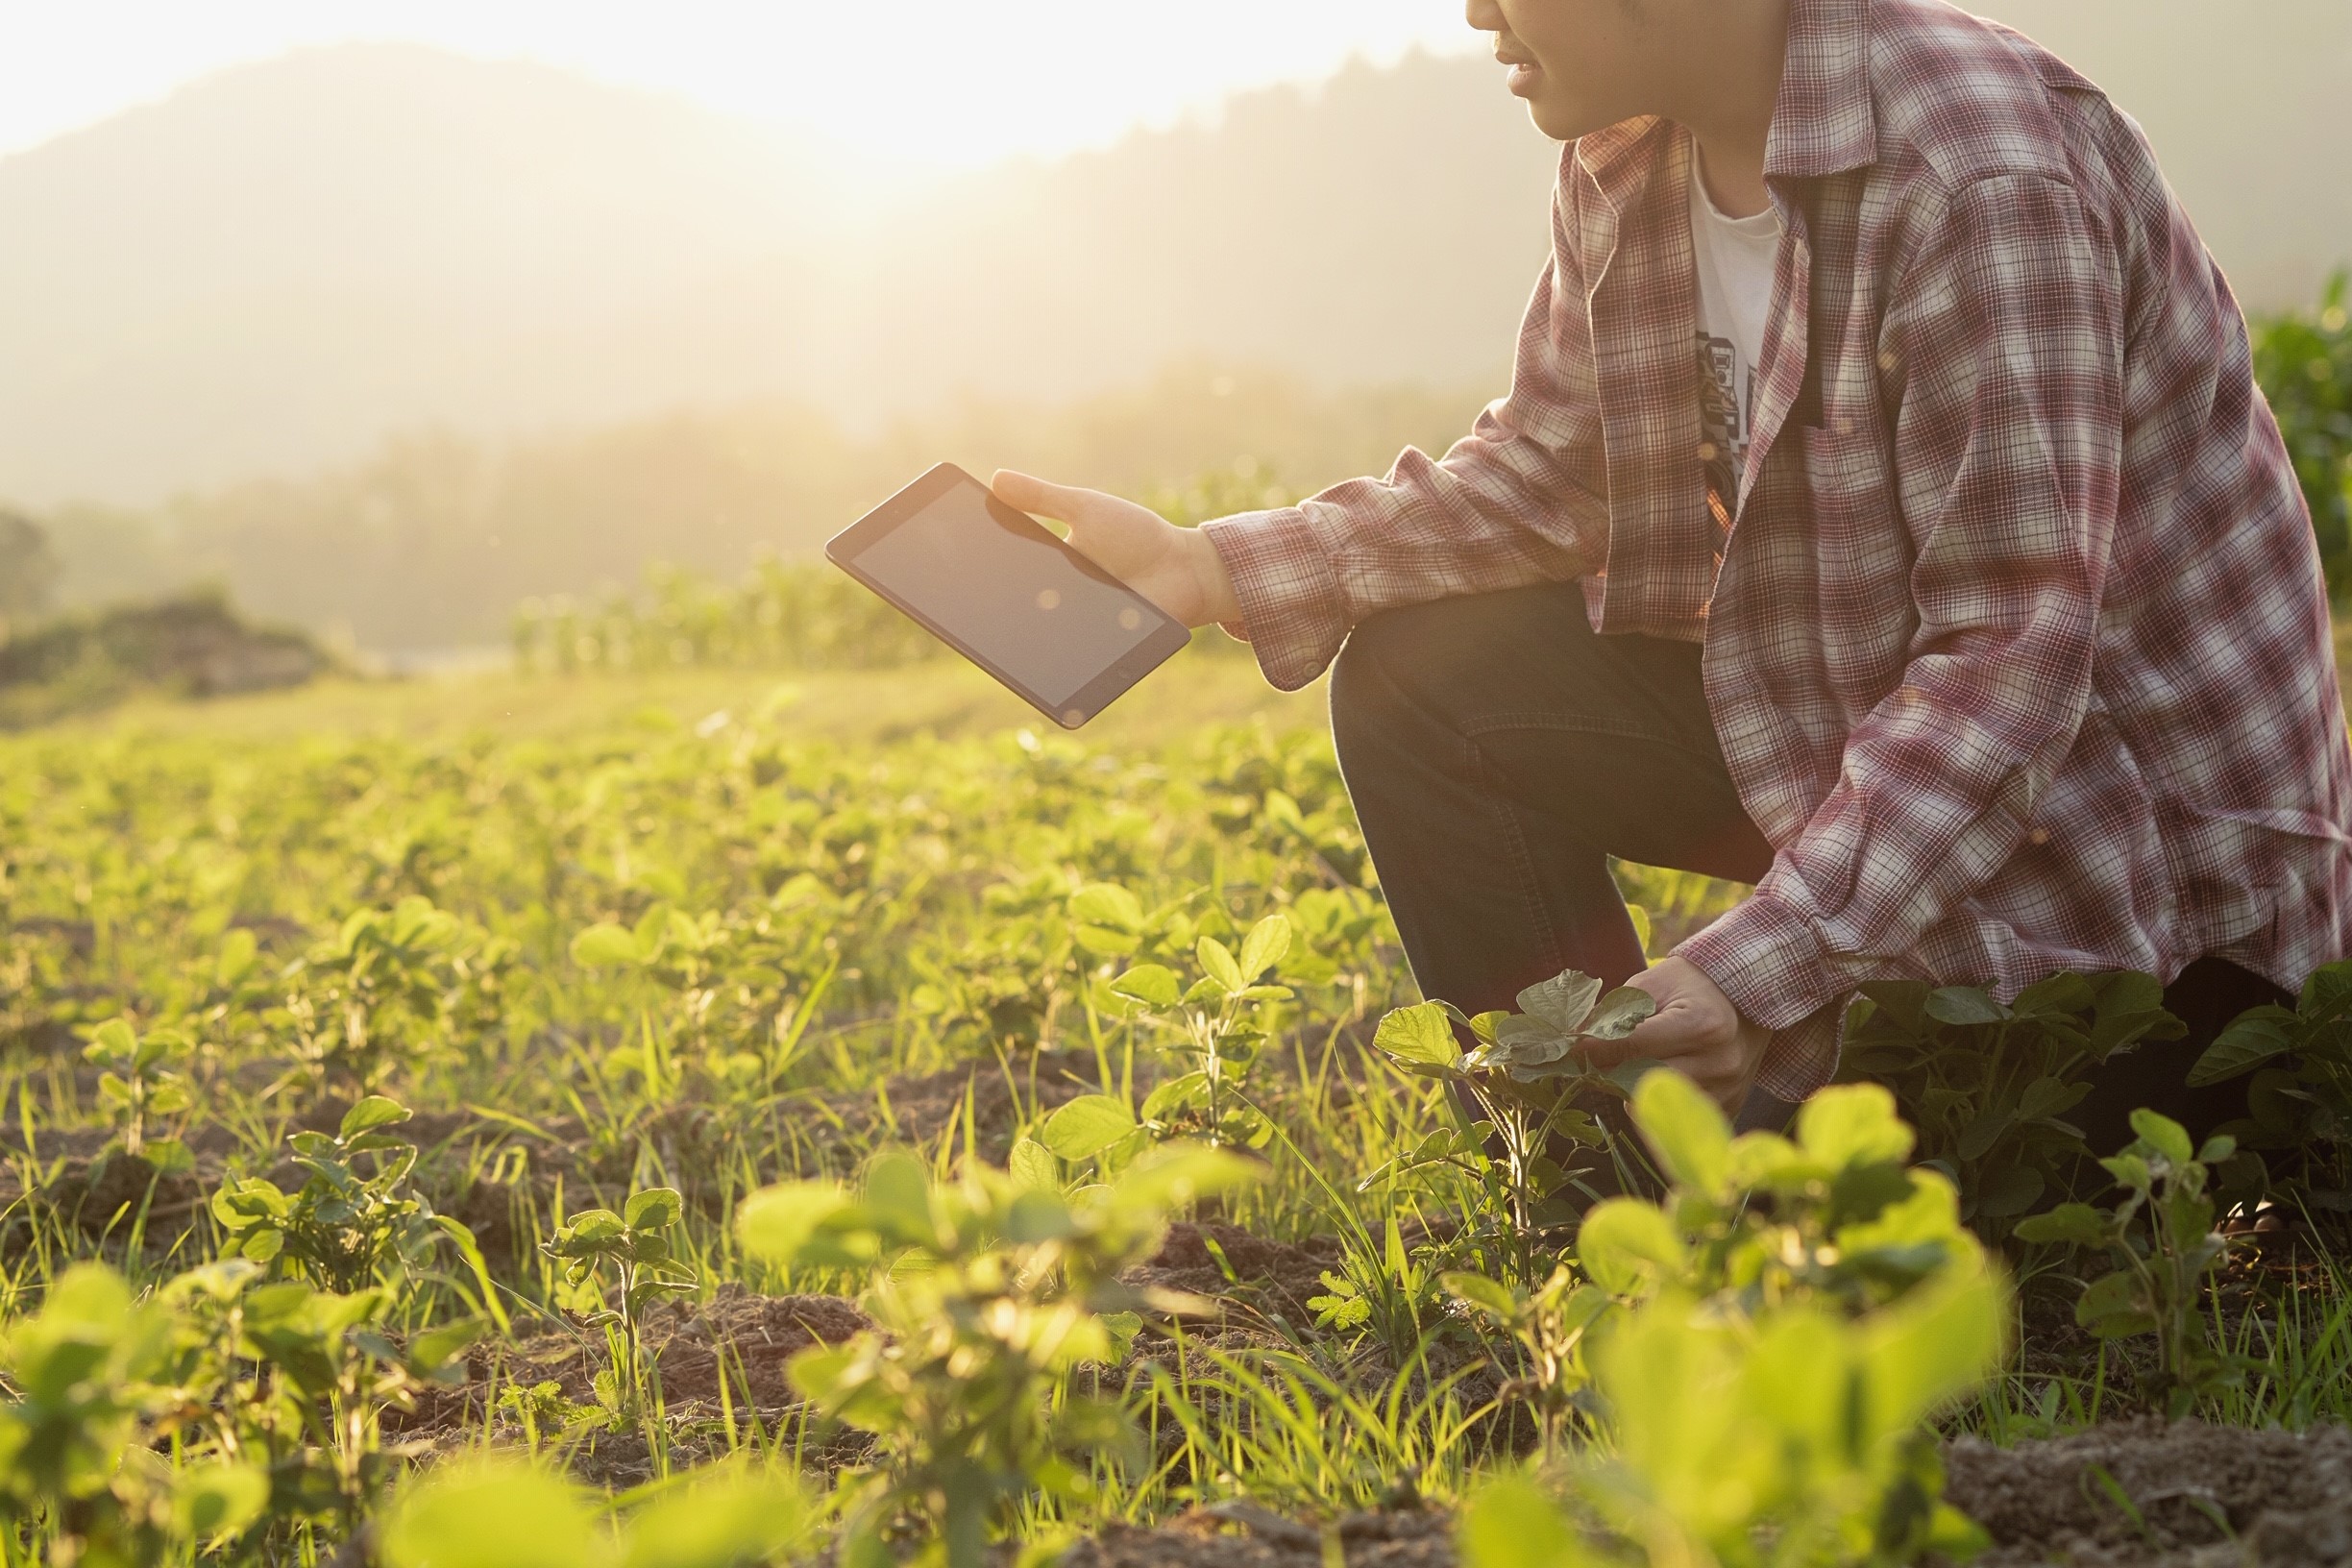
[993,0,2352,1141]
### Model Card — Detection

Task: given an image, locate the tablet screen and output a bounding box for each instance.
[847,475,1164,708]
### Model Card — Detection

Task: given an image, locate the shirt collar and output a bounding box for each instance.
[1763,0,1877,180]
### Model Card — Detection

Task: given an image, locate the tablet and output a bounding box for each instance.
[825,463,1192,728]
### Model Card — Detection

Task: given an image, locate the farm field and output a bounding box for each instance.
[7,640,2352,1568]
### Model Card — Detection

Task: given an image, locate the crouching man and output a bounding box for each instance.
[995,0,2352,1146]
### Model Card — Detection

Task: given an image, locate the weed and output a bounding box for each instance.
[2014,1108,2251,1415]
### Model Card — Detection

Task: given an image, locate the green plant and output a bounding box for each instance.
[738,1143,1257,1568]
[1838,970,2184,1236]
[1071,898,1298,1153]
[2188,956,2352,1223]
[282,896,468,1095]
[2251,272,2352,588]
[210,1095,459,1293]
[1456,1073,2004,1568]
[1360,969,1656,1282]
[0,1263,266,1568]
[541,1187,698,1425]
[79,1017,192,1169]
[380,1455,816,1568]
[233,1280,484,1535]
[1442,1262,1609,1460]
[2014,1108,2249,1415]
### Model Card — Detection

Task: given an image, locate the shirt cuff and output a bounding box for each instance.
[1200,507,1351,693]
[1676,893,1850,1098]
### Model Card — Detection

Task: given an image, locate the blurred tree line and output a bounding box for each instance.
[510,460,1297,676]
[12,280,2352,663]
[26,368,1481,656]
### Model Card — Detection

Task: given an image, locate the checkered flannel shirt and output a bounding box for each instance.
[1202,0,2352,1097]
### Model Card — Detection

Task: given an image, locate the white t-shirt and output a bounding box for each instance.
[1689,166,1782,507]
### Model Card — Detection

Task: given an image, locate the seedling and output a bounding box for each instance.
[81,1017,192,1170]
[1455,1072,2003,1568]
[2014,1108,2251,1415]
[1360,968,1657,1280]
[211,1095,456,1294]
[540,1187,697,1425]
[738,1143,1257,1568]
[282,897,467,1096]
[1098,909,1296,1152]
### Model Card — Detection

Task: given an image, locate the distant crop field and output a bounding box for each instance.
[4,651,2350,1567]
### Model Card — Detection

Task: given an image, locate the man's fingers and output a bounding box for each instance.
[991,468,1101,525]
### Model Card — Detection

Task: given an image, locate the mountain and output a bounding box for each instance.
[0,43,1557,507]
[0,4,2345,513]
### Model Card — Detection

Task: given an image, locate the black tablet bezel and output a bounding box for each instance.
[825,462,1192,729]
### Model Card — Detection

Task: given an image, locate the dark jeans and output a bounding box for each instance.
[1327,581,2288,1152]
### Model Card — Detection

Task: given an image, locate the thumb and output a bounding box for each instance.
[991,468,1105,525]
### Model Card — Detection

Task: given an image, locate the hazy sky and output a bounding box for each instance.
[0,1,1486,165]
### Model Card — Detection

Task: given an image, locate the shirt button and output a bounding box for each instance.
[1833,415,1855,436]
[1698,442,1719,461]
[2028,828,2050,846]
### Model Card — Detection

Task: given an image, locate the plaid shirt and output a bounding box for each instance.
[1203,0,2352,1097]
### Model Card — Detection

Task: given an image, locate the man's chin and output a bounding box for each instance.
[1523,94,1612,144]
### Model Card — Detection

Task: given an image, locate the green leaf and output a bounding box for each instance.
[1517,969,1603,1035]
[1575,1197,1687,1297]
[624,1188,683,1234]
[1108,963,1182,1009]
[1111,1143,1262,1214]
[733,1182,849,1265]
[174,1460,270,1544]
[1196,936,1244,993]
[2074,1269,2153,1336]
[1797,1082,1915,1170]
[862,1151,934,1241]
[340,1094,412,1139]
[2128,1109,2195,1167]
[1041,1094,1139,1161]
[1580,985,1656,1041]
[84,1017,137,1065]
[1069,883,1146,936]
[1440,1271,1521,1321]
[1458,1473,1582,1568]
[1629,1068,1731,1196]
[2012,1202,2109,1247]
[1974,1164,2046,1217]
[1925,987,2010,1026]
[620,1469,810,1568]
[380,1461,600,1568]
[1373,1002,1463,1075]
[2187,1007,2298,1086]
[1009,1137,1061,1192]
[570,921,645,969]
[1237,913,1292,983]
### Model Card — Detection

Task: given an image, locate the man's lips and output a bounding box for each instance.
[1496,47,1542,94]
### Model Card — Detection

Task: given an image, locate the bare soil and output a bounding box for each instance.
[1945,1420,2352,1566]
[1049,1421,2352,1568]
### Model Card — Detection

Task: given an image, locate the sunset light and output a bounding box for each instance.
[1,1,1485,165]
[2,5,2350,1558]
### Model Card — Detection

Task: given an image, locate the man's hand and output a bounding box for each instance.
[1603,955,1772,1116]
[991,470,1241,628]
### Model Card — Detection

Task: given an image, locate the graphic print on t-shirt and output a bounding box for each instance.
[1696,333,1752,522]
